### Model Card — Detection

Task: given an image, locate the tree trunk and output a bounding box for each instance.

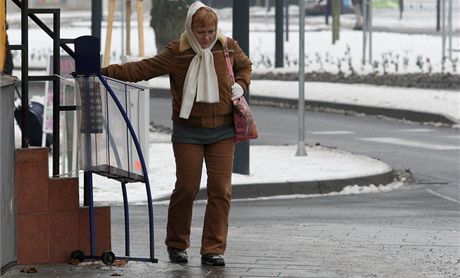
[150,0,194,52]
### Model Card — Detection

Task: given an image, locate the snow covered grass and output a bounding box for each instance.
[251,36,459,76]
[7,6,459,77]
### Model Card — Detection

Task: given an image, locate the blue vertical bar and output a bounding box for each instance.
[88,172,96,256]
[121,182,130,256]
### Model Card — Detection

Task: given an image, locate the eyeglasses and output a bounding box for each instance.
[193,30,216,39]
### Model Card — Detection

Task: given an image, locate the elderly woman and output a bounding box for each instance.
[101,2,252,266]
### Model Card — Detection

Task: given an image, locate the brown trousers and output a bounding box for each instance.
[165,138,234,255]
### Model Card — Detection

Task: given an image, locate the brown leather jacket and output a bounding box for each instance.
[100,34,252,128]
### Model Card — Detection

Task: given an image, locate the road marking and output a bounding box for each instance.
[443,135,460,139]
[399,128,434,133]
[426,189,460,205]
[360,137,460,150]
[309,131,354,135]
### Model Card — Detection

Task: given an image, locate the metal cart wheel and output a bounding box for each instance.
[70,250,85,262]
[101,251,116,266]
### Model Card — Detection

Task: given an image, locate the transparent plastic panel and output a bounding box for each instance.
[59,110,78,177]
[57,76,79,177]
[75,76,147,182]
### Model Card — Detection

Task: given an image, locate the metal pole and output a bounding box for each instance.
[331,0,339,44]
[121,0,126,62]
[368,0,372,63]
[285,0,289,41]
[126,0,131,56]
[447,0,452,60]
[362,0,367,65]
[441,0,446,61]
[436,0,440,31]
[296,0,306,157]
[232,0,250,175]
[52,10,60,176]
[21,0,29,148]
[275,0,284,67]
[399,0,403,19]
[91,0,102,40]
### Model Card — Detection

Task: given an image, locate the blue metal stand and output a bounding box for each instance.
[72,35,157,264]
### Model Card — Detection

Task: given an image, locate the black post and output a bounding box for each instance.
[52,10,61,176]
[399,0,403,19]
[20,0,29,148]
[275,0,283,67]
[436,0,440,31]
[284,0,289,41]
[91,0,102,41]
[232,0,250,175]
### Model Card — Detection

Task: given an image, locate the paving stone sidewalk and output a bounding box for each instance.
[4,201,459,278]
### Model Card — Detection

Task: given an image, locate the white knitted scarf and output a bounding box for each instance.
[179,1,219,119]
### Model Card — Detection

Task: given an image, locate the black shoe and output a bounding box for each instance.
[167,247,188,263]
[201,253,225,266]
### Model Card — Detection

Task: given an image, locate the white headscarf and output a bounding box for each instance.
[179,1,219,119]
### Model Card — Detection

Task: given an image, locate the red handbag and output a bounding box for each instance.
[223,40,258,143]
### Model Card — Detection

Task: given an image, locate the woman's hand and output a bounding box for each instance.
[231,83,244,100]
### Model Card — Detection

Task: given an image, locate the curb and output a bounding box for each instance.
[149,88,458,126]
[250,96,458,126]
[153,169,394,201]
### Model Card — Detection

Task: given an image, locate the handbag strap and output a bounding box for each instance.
[223,39,235,85]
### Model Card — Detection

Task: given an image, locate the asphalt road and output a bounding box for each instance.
[149,94,460,225]
[149,96,460,187]
[255,105,460,183]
